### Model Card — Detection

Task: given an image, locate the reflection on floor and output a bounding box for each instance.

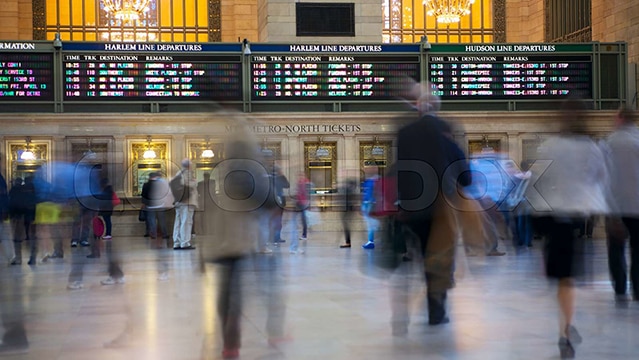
[0,233,638,360]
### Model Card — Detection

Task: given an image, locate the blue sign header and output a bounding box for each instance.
[250,44,421,53]
[61,42,242,52]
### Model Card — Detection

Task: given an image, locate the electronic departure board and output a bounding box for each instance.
[62,43,242,101]
[250,44,421,101]
[0,53,54,101]
[428,44,594,100]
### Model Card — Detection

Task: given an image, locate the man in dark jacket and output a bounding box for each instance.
[271,165,289,244]
[396,82,467,326]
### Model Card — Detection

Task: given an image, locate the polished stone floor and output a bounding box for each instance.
[1,229,638,360]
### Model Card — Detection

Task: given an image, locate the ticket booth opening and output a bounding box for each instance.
[130,137,168,196]
[9,138,49,185]
[359,140,391,183]
[189,140,225,194]
[304,141,337,194]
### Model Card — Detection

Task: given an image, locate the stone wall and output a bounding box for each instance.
[221,0,259,43]
[592,0,639,107]
[505,0,545,43]
[0,0,32,40]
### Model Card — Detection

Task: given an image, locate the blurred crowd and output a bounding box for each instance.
[0,90,638,359]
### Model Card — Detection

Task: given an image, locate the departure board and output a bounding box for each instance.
[0,53,54,100]
[63,53,242,101]
[250,44,421,101]
[428,44,593,99]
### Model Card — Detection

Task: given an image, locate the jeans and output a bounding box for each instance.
[173,205,195,248]
[516,215,532,247]
[147,209,169,239]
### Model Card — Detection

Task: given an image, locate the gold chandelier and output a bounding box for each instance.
[102,0,151,22]
[424,0,475,24]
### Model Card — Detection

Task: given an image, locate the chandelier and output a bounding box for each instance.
[102,0,151,22]
[424,0,475,24]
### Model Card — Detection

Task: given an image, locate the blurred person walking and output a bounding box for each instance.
[395,82,467,327]
[289,172,310,254]
[22,176,36,242]
[67,164,102,290]
[97,178,115,240]
[196,172,216,237]
[271,165,289,245]
[339,178,358,248]
[8,178,26,265]
[603,107,639,301]
[171,159,198,250]
[201,117,282,359]
[533,99,608,358]
[361,170,380,249]
[142,172,173,244]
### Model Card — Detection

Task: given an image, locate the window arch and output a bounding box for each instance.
[34,0,220,42]
[382,0,505,43]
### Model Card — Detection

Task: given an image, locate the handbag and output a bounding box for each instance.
[138,209,146,222]
[359,217,407,279]
[112,191,121,207]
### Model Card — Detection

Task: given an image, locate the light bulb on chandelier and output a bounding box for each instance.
[424,0,475,24]
[102,0,151,22]
[143,136,157,160]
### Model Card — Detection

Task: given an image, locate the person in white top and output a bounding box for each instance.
[532,98,609,359]
[603,107,639,301]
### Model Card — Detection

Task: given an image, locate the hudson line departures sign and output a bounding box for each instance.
[249,44,422,101]
[0,42,54,101]
[428,43,594,99]
[61,42,243,101]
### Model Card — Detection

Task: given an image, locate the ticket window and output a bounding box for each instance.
[70,140,109,178]
[260,141,283,169]
[304,142,337,194]
[188,141,225,194]
[359,141,392,184]
[468,138,501,157]
[130,139,168,196]
[7,139,49,187]
[522,138,545,170]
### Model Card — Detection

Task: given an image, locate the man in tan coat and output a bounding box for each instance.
[171,159,198,250]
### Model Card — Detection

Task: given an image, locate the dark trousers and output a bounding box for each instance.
[217,258,242,350]
[106,240,124,279]
[102,213,112,236]
[607,217,639,296]
[299,210,308,238]
[341,209,353,244]
[71,207,95,243]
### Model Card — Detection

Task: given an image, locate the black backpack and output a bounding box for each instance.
[169,173,186,203]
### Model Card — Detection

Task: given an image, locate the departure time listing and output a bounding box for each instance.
[428,55,592,99]
[250,55,420,100]
[63,54,242,100]
[0,53,53,100]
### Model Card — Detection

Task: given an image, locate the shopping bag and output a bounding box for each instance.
[93,216,106,238]
[138,209,146,222]
[112,191,121,207]
[34,202,62,225]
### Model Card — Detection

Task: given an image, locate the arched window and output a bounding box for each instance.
[545,0,591,42]
[33,0,220,42]
[382,0,505,43]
